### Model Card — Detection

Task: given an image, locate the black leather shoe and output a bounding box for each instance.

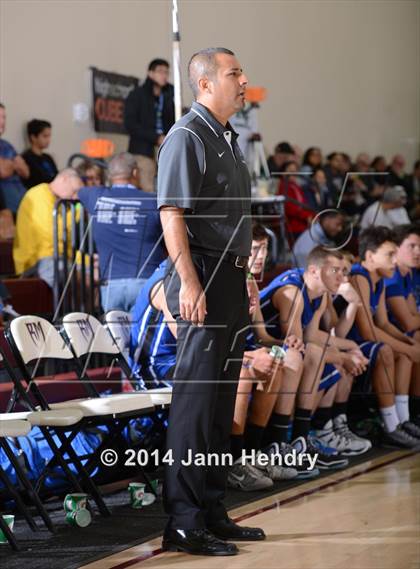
[162,528,238,556]
[208,518,266,541]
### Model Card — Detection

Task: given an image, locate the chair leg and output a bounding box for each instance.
[0,466,38,532]
[0,439,54,533]
[41,427,110,518]
[81,418,157,497]
[0,512,19,551]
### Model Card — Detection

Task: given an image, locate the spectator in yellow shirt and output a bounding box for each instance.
[13,168,82,287]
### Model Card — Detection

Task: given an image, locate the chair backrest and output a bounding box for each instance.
[62,312,119,358]
[104,310,132,354]
[9,316,74,364]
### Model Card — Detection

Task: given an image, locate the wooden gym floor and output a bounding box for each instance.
[80,450,420,569]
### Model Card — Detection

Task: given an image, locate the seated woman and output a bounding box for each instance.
[277,160,314,244]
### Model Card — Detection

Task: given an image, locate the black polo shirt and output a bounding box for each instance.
[157,101,252,257]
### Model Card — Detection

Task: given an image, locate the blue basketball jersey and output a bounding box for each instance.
[348,263,384,342]
[129,261,176,385]
[384,266,415,330]
[260,268,323,339]
[413,268,420,310]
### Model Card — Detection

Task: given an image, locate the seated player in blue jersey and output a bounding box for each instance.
[384,224,420,426]
[385,224,420,334]
[314,251,372,455]
[348,226,420,448]
[412,262,420,311]
[129,260,176,388]
[260,246,368,470]
[228,224,304,490]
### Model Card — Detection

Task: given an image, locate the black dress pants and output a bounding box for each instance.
[163,253,249,530]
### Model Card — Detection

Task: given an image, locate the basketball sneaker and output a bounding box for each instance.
[290,436,320,478]
[401,421,420,440]
[315,416,372,456]
[255,443,298,480]
[306,435,349,470]
[227,458,273,491]
[382,424,420,450]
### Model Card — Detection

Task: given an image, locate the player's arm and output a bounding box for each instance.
[387,295,420,332]
[321,294,338,331]
[333,282,362,338]
[303,294,330,346]
[375,289,413,342]
[370,289,419,359]
[272,285,304,340]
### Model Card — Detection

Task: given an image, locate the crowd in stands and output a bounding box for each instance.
[1,63,420,497]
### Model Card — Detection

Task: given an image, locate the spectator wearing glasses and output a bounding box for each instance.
[76,159,106,187]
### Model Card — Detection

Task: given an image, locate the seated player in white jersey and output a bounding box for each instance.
[228,223,304,491]
[348,226,420,448]
[259,246,368,471]
[383,223,420,427]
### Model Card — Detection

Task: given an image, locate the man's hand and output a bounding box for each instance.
[284,334,305,352]
[337,282,361,305]
[179,277,207,326]
[250,347,275,376]
[341,350,368,375]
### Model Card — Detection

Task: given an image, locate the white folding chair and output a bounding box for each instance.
[4,316,152,511]
[0,417,54,548]
[104,310,172,406]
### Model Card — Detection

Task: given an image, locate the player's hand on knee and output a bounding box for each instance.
[251,348,275,375]
[285,334,305,352]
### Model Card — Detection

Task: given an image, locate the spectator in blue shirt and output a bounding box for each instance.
[78,152,165,312]
[292,210,345,268]
[0,103,29,213]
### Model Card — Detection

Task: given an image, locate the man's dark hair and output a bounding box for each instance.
[414,160,420,170]
[280,159,299,173]
[0,103,4,109]
[188,47,235,99]
[326,152,342,162]
[252,222,269,241]
[275,141,294,154]
[302,146,321,166]
[306,245,343,268]
[371,155,386,170]
[320,209,346,221]
[393,223,420,246]
[358,226,397,260]
[27,119,51,139]
[148,58,170,71]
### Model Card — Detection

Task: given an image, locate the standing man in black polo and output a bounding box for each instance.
[157,47,265,557]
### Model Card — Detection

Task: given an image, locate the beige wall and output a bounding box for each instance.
[0,0,419,169]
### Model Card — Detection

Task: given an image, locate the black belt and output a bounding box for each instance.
[190,248,248,269]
